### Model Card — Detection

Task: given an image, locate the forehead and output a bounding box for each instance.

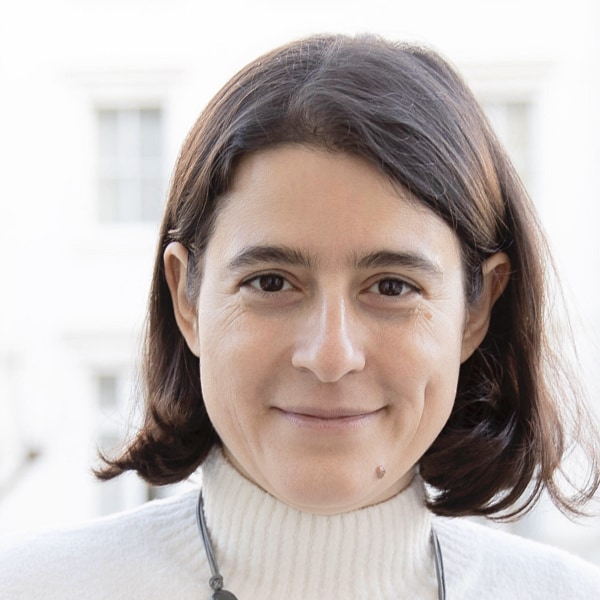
[207,145,461,269]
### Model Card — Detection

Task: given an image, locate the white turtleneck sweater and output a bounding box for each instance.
[1,448,599,599]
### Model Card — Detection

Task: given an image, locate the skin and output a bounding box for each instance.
[165,145,509,515]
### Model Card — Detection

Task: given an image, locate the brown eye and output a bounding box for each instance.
[376,279,411,296]
[246,273,292,293]
[258,274,285,292]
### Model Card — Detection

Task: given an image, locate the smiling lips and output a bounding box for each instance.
[276,407,383,430]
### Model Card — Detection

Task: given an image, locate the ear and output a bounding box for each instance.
[164,242,201,357]
[461,252,511,362]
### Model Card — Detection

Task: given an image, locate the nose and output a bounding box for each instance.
[291,296,366,382]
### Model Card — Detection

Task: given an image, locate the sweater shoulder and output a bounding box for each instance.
[434,516,600,599]
[0,489,207,600]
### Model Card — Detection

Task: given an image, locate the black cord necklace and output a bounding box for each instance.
[196,490,446,599]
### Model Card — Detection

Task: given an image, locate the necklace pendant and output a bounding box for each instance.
[211,590,238,600]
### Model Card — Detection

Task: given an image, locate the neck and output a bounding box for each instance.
[200,448,439,599]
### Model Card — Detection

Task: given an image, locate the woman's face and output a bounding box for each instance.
[167,145,501,515]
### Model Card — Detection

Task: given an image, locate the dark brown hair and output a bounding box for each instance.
[98,34,599,518]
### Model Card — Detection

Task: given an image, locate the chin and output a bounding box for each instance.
[265,462,389,515]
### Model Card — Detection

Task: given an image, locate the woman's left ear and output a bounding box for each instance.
[460,253,511,362]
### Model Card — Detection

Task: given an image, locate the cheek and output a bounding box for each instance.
[197,304,287,420]
[197,299,246,422]
[384,342,461,473]
[391,305,464,376]
[418,322,464,432]
[386,307,464,420]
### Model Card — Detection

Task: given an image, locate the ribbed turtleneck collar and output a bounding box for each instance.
[201,448,438,599]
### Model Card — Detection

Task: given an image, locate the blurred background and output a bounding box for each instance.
[1,0,599,564]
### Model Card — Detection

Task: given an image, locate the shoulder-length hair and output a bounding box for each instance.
[98,34,599,518]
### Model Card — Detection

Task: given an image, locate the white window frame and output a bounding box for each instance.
[462,61,549,203]
[96,105,165,224]
[69,69,180,252]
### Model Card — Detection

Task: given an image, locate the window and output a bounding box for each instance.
[94,371,148,514]
[97,107,165,223]
[481,100,533,191]
[93,371,185,514]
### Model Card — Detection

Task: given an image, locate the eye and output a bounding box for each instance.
[244,273,293,293]
[367,277,416,297]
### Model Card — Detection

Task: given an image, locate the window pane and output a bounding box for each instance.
[119,109,140,157]
[140,109,162,157]
[98,178,119,222]
[98,375,118,410]
[506,103,529,155]
[141,178,163,221]
[98,110,118,158]
[117,178,141,222]
[482,100,531,188]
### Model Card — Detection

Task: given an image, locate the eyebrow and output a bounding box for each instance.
[354,250,443,278]
[227,245,443,278]
[227,245,315,270]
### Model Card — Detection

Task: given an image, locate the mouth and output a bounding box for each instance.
[274,407,384,430]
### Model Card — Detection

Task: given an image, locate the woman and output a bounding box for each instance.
[1,34,599,599]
